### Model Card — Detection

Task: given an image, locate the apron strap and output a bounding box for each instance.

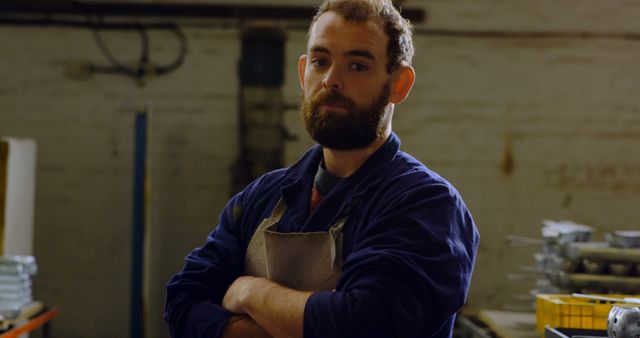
[329,215,347,238]
[268,198,287,223]
[328,195,359,238]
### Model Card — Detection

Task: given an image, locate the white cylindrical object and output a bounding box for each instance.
[1,137,37,256]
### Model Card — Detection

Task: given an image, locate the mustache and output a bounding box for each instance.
[311,90,355,108]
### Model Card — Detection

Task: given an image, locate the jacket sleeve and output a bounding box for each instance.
[303,182,480,338]
[164,193,247,338]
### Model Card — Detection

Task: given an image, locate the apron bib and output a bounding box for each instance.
[244,198,346,291]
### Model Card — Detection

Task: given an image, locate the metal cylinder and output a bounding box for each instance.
[607,305,640,338]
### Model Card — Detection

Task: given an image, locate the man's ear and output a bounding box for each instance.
[389,65,415,104]
[298,55,308,89]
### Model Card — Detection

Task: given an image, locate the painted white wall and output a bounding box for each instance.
[0,25,239,338]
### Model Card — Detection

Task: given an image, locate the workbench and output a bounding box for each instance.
[478,310,538,338]
[457,309,538,338]
[0,302,59,338]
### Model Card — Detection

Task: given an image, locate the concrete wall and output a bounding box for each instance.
[0,0,639,336]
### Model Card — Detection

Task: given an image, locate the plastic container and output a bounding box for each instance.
[536,294,640,333]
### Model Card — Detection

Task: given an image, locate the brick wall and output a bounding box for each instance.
[410,0,640,310]
[0,25,240,338]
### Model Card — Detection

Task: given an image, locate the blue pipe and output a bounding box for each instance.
[131,112,147,338]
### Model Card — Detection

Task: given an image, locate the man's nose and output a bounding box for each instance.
[322,66,343,91]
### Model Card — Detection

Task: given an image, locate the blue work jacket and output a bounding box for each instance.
[165,132,480,338]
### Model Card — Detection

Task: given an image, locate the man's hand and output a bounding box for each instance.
[222,276,313,338]
[222,276,256,315]
[221,315,273,338]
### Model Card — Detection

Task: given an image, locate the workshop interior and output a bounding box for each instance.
[1,0,639,337]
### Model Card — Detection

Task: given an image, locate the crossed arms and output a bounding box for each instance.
[220,276,312,338]
[165,179,478,338]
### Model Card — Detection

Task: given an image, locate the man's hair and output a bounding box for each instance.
[310,0,414,73]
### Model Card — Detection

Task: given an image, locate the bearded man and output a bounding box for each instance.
[165,1,479,337]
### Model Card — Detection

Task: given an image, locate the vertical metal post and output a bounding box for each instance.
[131,112,147,338]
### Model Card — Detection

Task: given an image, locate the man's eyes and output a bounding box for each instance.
[310,58,369,72]
[311,58,329,67]
[349,63,368,72]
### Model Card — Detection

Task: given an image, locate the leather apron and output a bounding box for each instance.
[244,198,346,291]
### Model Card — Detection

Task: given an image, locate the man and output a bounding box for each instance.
[165,1,479,337]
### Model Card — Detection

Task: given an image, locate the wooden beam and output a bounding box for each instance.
[0,1,425,23]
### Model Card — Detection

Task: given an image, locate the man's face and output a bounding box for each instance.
[299,11,393,150]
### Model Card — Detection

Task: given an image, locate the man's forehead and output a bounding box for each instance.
[307,11,387,53]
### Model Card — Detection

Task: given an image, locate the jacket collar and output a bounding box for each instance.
[280,133,401,228]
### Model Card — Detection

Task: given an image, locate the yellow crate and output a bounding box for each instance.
[536,294,639,332]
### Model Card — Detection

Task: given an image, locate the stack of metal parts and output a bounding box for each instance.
[0,256,37,320]
[532,220,640,294]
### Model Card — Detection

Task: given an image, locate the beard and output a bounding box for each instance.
[302,83,392,151]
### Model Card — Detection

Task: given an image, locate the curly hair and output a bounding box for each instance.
[310,0,414,73]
